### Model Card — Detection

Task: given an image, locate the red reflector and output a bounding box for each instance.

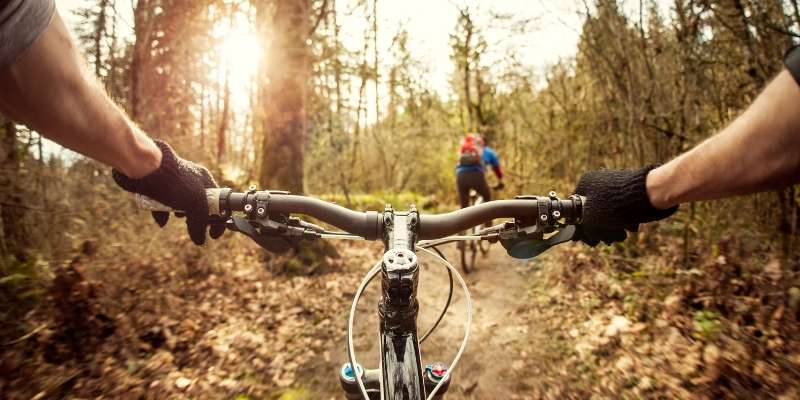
[431,362,447,377]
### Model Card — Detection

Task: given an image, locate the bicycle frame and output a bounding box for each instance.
[377,205,426,399]
[341,205,450,399]
[469,189,484,206]
[470,190,485,231]
[459,190,488,273]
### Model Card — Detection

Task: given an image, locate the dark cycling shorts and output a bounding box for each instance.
[456,170,491,208]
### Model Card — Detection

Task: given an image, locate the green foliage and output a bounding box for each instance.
[623,293,641,318]
[0,257,45,337]
[273,388,311,400]
[318,191,440,212]
[580,295,601,312]
[693,310,723,340]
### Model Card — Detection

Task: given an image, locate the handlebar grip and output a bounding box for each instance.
[418,196,584,239]
[134,188,223,215]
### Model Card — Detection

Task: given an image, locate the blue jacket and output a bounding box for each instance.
[456,146,500,175]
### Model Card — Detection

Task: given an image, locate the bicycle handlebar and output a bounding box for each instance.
[136,189,584,241]
[418,198,579,239]
[225,192,383,240]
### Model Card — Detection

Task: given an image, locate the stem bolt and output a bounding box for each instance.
[540,214,548,221]
[257,207,266,216]
[244,204,253,213]
[553,210,561,219]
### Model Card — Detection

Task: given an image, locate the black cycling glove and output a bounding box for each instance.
[572,165,678,246]
[112,140,225,245]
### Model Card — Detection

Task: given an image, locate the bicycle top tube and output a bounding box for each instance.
[211,189,583,240]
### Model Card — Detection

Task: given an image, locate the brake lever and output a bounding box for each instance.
[500,225,577,259]
[225,216,295,253]
[226,215,323,253]
[474,223,510,237]
[287,217,325,234]
[490,218,577,259]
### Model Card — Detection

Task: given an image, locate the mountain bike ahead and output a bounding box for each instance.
[137,188,583,400]
[458,189,489,273]
[458,183,503,273]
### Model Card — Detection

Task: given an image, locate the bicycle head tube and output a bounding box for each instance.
[376,204,427,399]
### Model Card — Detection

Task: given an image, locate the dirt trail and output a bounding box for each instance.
[330,244,546,399]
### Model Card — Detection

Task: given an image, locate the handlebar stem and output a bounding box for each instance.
[377,206,426,399]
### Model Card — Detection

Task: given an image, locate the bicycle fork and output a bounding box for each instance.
[339,365,451,400]
[339,206,451,399]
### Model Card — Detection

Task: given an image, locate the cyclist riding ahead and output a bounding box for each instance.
[455,132,504,209]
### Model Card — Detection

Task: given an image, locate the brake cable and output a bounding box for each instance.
[346,246,473,400]
[341,240,457,348]
[318,232,366,241]
[417,235,481,248]
[347,262,381,400]
[418,246,453,344]
[325,233,481,245]
[416,245,472,400]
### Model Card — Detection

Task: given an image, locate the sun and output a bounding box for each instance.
[215,19,263,110]
[219,27,262,80]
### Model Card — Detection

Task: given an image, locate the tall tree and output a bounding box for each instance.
[255,0,312,193]
[217,66,231,164]
[0,119,26,263]
[450,7,496,137]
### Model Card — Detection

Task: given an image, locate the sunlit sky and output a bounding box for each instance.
[47,0,670,159]
[58,0,671,95]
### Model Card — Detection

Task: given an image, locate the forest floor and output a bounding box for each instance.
[2,224,800,399]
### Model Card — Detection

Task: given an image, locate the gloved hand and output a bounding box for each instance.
[112,140,225,245]
[572,165,677,246]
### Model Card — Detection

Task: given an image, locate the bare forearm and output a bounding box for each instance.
[647,70,800,208]
[0,12,160,178]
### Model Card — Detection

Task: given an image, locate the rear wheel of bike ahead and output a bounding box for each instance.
[460,239,477,273]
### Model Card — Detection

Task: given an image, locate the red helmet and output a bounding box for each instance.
[464,133,484,146]
[470,133,485,147]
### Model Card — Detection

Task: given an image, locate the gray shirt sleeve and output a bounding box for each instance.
[0,0,56,68]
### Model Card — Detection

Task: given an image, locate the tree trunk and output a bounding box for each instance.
[93,0,108,77]
[130,0,154,122]
[200,83,206,151]
[463,19,473,132]
[0,120,27,262]
[108,2,120,100]
[256,0,310,193]
[217,67,231,165]
[372,0,380,125]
